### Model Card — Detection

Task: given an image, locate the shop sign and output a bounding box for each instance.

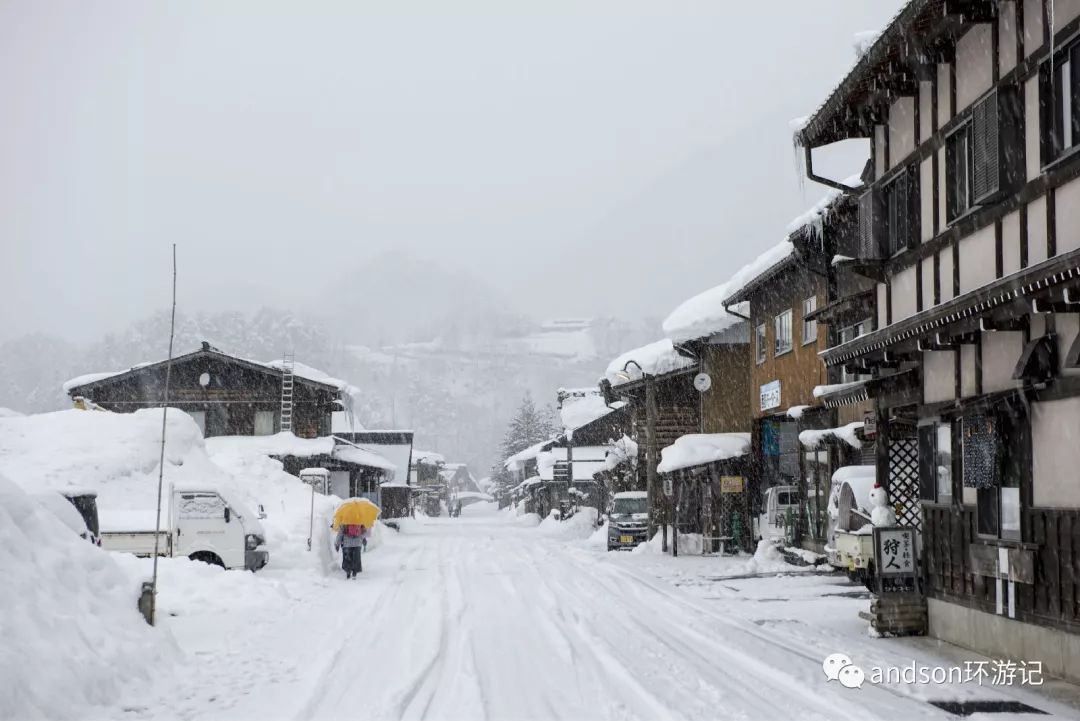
[760,380,781,411]
[719,476,744,494]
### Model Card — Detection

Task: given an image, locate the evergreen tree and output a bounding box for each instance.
[495,393,555,490]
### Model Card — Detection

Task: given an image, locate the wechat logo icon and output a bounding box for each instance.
[823,653,865,689]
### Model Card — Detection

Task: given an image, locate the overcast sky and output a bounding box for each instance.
[0,0,903,344]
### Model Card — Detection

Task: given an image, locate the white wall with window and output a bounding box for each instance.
[755,323,767,364]
[801,297,817,345]
[774,310,792,356]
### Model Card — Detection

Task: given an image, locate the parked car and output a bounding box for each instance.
[33,489,100,545]
[755,485,799,543]
[607,491,648,551]
[100,485,268,571]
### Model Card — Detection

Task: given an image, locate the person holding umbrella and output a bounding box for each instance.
[332,498,380,579]
[334,522,367,578]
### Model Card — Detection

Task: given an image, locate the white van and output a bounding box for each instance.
[755,485,799,542]
[101,485,268,571]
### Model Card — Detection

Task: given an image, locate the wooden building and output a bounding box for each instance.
[721,240,837,550]
[797,0,1080,681]
[65,342,338,439]
[601,339,701,543]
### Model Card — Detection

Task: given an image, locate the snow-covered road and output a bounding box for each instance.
[109,505,1078,721]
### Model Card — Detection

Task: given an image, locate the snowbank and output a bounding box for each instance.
[537,507,598,540]
[656,433,750,474]
[0,473,175,720]
[604,339,696,387]
[0,406,24,418]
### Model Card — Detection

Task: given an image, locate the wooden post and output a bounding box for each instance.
[673,473,680,557]
[646,376,660,549]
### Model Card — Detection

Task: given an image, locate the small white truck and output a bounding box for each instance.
[101,485,268,571]
[755,485,799,543]
[825,466,877,586]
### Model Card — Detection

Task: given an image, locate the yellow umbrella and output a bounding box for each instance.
[332,498,380,530]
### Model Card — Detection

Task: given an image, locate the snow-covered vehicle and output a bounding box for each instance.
[755,485,798,542]
[825,466,877,585]
[33,489,101,545]
[101,485,269,571]
[607,491,648,551]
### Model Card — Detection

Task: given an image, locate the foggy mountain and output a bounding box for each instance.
[1,257,658,472]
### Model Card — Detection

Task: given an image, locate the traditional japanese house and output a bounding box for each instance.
[720,239,836,550]
[334,430,415,517]
[65,341,341,439]
[658,284,754,551]
[550,388,631,513]
[600,339,701,544]
[63,342,396,497]
[796,0,1080,680]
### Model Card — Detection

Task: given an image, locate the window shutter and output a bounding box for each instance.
[858,189,881,259]
[972,90,1000,203]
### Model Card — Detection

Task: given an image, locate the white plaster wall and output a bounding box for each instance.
[1002,210,1022,276]
[875,125,887,179]
[1026,75,1041,181]
[877,282,889,328]
[1028,195,1049,265]
[1056,0,1080,26]
[889,97,916,167]
[1055,315,1080,378]
[937,64,952,127]
[921,158,935,242]
[961,343,978,397]
[1055,175,1080,254]
[1030,313,1047,337]
[956,25,993,112]
[1025,0,1044,57]
[1032,396,1080,507]
[1000,2,1018,75]
[892,265,918,322]
[959,225,997,294]
[922,256,936,306]
[940,247,955,302]
[982,331,1022,393]
[919,81,933,141]
[923,350,956,403]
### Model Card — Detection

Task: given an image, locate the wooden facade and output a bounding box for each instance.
[799,0,1080,677]
[65,343,338,439]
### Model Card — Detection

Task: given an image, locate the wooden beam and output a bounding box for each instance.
[980,317,1027,332]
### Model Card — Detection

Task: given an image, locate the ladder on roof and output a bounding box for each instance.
[280,352,295,434]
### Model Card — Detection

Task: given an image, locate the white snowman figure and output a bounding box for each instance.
[869,482,896,527]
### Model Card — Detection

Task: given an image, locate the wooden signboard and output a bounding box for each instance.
[719,476,745,494]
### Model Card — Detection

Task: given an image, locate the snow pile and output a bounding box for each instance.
[604,339,696,386]
[586,523,609,549]
[0,473,175,720]
[813,379,868,398]
[852,29,881,58]
[799,421,864,449]
[538,507,599,540]
[786,405,809,419]
[656,433,750,474]
[602,435,639,472]
[662,240,793,342]
[0,406,24,418]
[738,540,803,575]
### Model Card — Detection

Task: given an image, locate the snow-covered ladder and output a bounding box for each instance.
[280,352,295,434]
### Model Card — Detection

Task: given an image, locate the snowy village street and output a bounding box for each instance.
[94,503,1080,721]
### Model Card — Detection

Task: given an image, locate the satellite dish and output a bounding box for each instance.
[693,373,712,393]
[199,372,211,387]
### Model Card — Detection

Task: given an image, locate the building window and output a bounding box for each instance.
[802,296,818,345]
[1043,41,1080,164]
[774,310,793,356]
[254,410,275,436]
[919,421,953,503]
[755,323,767,364]
[838,320,870,383]
[946,123,974,222]
[883,165,916,254]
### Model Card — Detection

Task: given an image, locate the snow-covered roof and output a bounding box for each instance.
[813,379,869,398]
[613,490,647,500]
[663,240,795,342]
[656,433,751,474]
[721,240,797,305]
[799,422,865,450]
[604,339,696,387]
[785,176,863,236]
[503,439,555,469]
[204,433,395,472]
[412,450,445,465]
[559,392,622,433]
